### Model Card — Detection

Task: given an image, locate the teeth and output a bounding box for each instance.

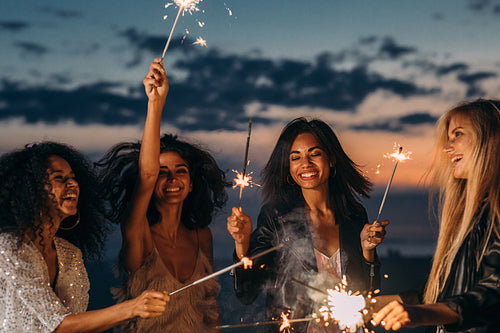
[300,172,317,178]
[63,193,77,199]
[166,187,181,192]
[451,156,462,163]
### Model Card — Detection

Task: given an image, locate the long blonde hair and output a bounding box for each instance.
[423,99,500,304]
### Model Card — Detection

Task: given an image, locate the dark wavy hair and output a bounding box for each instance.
[262,117,372,218]
[97,133,230,229]
[0,142,110,260]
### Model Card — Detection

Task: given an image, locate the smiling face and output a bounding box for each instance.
[154,151,192,206]
[46,155,80,221]
[289,132,332,192]
[444,114,475,179]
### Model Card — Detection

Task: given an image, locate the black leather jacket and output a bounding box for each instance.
[232,204,380,332]
[401,204,500,333]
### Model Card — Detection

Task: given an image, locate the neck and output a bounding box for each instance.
[302,187,330,213]
[154,203,184,238]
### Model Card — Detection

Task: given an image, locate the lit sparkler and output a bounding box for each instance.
[327,276,366,331]
[161,0,203,58]
[216,316,311,330]
[168,243,283,296]
[233,119,254,207]
[375,145,412,222]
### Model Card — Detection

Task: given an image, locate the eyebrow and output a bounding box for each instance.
[160,163,189,169]
[289,146,322,155]
[449,126,464,134]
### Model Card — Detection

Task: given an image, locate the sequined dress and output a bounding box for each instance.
[0,233,89,332]
[114,247,221,332]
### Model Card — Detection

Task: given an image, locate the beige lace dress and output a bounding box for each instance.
[114,245,221,332]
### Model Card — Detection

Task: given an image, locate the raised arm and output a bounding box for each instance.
[121,58,169,273]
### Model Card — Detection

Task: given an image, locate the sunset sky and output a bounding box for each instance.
[2,0,500,257]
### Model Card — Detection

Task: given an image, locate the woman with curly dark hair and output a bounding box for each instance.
[0,141,169,333]
[97,59,229,332]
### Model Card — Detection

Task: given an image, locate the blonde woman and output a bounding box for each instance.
[371,99,500,332]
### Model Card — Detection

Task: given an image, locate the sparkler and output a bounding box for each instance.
[216,317,311,330]
[375,145,411,222]
[234,119,253,207]
[168,243,283,296]
[161,0,202,58]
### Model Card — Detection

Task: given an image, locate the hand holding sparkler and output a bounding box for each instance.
[143,59,169,102]
[360,219,389,260]
[227,206,253,259]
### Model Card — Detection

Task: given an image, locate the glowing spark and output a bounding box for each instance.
[384,143,412,162]
[197,21,205,27]
[326,276,366,331]
[241,257,253,269]
[384,274,389,279]
[279,312,291,332]
[375,164,382,175]
[173,0,202,14]
[193,36,207,46]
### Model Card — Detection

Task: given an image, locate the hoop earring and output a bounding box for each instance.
[59,211,80,231]
[330,167,336,178]
[287,174,296,185]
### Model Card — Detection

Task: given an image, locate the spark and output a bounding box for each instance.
[384,143,412,162]
[241,257,253,269]
[193,36,207,47]
[279,312,291,332]
[326,276,366,331]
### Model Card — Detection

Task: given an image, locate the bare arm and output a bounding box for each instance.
[54,290,169,333]
[121,59,169,273]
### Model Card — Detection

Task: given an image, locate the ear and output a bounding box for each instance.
[189,182,193,192]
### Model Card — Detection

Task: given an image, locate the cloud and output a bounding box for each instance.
[39,6,83,19]
[457,71,497,97]
[13,41,49,57]
[0,21,30,32]
[466,0,500,14]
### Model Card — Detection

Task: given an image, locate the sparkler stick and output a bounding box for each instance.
[216,318,312,329]
[161,5,183,58]
[168,243,283,296]
[290,278,328,296]
[238,119,252,207]
[375,146,403,222]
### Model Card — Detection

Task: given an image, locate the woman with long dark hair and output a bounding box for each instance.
[371,99,500,332]
[227,118,388,332]
[97,59,229,332]
[0,142,169,332]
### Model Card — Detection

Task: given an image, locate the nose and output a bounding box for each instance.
[66,178,79,188]
[443,138,453,153]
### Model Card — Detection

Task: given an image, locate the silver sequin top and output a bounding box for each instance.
[0,233,89,332]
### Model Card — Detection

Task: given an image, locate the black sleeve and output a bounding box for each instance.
[232,205,279,305]
[442,229,500,331]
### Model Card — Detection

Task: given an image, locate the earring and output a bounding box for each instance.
[59,211,80,231]
[287,174,296,185]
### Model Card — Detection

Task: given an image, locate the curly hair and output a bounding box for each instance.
[0,142,110,260]
[97,133,230,229]
[262,117,372,218]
